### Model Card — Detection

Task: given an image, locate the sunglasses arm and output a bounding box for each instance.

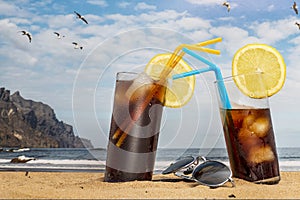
[196,156,207,163]
[228,177,236,187]
[174,172,194,181]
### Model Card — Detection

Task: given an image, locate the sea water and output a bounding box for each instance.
[0,148,299,172]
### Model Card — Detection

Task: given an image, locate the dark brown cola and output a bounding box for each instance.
[222,108,280,184]
[104,72,166,182]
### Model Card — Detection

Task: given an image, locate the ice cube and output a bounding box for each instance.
[238,128,261,151]
[242,114,256,128]
[125,72,153,100]
[231,110,249,127]
[249,117,270,138]
[248,145,275,164]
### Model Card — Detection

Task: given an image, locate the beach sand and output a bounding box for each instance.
[0,171,299,199]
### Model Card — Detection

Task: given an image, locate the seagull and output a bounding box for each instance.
[223,1,231,12]
[292,1,298,15]
[72,42,83,50]
[74,11,88,24]
[18,30,32,43]
[53,32,65,39]
[296,22,300,29]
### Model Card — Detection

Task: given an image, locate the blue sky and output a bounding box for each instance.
[1,0,300,148]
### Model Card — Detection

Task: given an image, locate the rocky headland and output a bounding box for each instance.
[0,87,93,148]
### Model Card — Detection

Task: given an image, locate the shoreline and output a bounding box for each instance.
[1,159,300,173]
[1,171,299,199]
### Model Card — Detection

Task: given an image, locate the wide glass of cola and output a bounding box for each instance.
[215,73,280,184]
[104,72,166,182]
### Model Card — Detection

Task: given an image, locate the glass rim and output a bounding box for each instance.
[116,71,163,81]
[116,71,138,75]
[116,71,140,81]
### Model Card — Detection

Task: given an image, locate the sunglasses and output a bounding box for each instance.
[162,156,235,188]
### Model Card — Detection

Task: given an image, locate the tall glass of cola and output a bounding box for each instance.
[215,73,280,184]
[104,72,166,182]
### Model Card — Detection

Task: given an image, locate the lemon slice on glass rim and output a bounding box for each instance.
[144,53,195,108]
[232,44,286,98]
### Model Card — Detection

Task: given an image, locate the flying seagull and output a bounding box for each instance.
[74,11,88,24]
[292,1,298,15]
[53,32,65,39]
[19,30,32,43]
[72,42,83,50]
[296,22,300,29]
[223,1,231,12]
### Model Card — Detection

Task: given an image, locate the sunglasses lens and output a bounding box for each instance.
[192,161,231,186]
[162,156,195,174]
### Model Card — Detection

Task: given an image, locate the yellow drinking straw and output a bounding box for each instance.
[113,37,222,147]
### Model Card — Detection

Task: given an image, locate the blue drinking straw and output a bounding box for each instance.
[173,48,232,109]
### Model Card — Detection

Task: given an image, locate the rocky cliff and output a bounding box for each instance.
[0,87,93,148]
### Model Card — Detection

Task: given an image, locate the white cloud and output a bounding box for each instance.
[102,10,199,33]
[175,17,211,31]
[185,0,223,6]
[289,35,300,45]
[6,17,31,25]
[118,2,131,9]
[210,26,259,55]
[45,14,76,29]
[187,30,212,42]
[87,0,108,7]
[28,0,53,11]
[218,16,235,21]
[134,2,157,11]
[0,0,30,17]
[267,4,275,12]
[250,17,298,44]
[139,10,188,23]
[286,36,300,81]
[0,19,33,50]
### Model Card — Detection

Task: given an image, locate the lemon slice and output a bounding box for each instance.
[232,44,286,98]
[144,53,195,108]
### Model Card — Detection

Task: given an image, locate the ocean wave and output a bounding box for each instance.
[1,148,300,172]
[0,158,103,164]
[0,159,299,172]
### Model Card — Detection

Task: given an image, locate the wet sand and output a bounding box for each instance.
[1,171,299,199]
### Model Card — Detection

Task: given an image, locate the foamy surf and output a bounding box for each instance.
[0,148,299,172]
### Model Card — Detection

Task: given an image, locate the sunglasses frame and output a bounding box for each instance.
[163,156,235,188]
